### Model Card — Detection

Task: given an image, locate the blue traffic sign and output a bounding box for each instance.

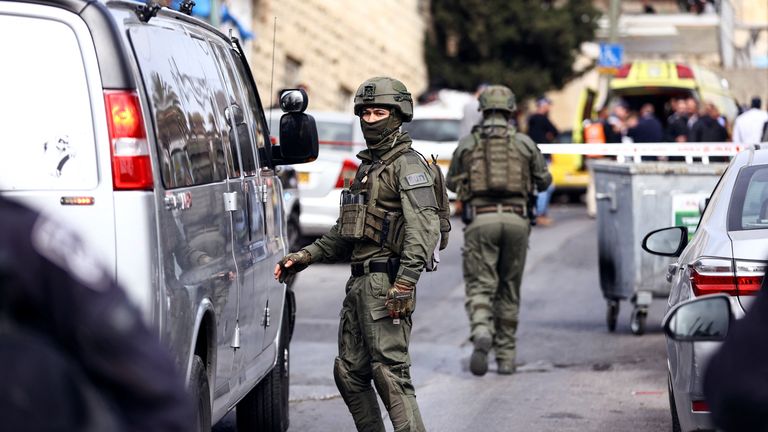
[599,43,624,68]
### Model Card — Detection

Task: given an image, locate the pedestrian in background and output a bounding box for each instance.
[527,96,558,226]
[458,83,489,139]
[447,85,552,376]
[0,195,192,432]
[627,103,664,143]
[689,101,728,142]
[732,96,768,144]
[666,97,690,142]
[275,77,439,432]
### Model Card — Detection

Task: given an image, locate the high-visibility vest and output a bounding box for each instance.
[584,122,606,144]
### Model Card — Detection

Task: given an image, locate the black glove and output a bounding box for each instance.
[275,249,311,283]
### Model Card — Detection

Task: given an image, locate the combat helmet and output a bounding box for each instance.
[478,85,516,113]
[353,77,413,122]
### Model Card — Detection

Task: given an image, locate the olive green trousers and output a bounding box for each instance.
[333,271,425,432]
[462,212,529,364]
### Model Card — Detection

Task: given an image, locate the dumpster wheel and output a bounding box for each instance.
[630,307,647,336]
[606,300,619,332]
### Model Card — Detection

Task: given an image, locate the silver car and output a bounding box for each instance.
[643,145,768,431]
[0,2,317,430]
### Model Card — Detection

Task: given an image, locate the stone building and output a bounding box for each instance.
[245,0,429,112]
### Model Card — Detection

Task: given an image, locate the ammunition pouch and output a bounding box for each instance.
[339,193,405,252]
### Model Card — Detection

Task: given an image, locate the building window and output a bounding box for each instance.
[337,86,353,112]
[284,56,302,89]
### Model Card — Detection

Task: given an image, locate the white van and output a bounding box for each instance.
[0,1,318,430]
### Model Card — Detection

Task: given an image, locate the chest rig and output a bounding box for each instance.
[339,142,411,251]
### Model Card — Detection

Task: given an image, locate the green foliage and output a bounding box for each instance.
[426,0,599,100]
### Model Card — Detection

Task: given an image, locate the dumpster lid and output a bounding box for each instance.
[590,161,728,176]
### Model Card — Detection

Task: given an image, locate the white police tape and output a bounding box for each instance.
[536,142,746,164]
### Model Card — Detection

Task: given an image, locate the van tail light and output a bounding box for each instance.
[104,91,153,190]
[690,258,764,296]
[676,64,695,79]
[691,400,709,412]
[335,159,359,188]
[615,64,632,78]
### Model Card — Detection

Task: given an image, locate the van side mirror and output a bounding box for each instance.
[641,226,688,257]
[662,294,731,342]
[272,113,318,165]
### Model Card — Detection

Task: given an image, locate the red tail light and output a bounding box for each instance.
[104,91,153,190]
[335,159,359,188]
[615,64,632,78]
[690,258,763,296]
[676,64,694,79]
[691,400,709,412]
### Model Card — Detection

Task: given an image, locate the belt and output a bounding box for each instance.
[475,204,525,216]
[351,260,390,277]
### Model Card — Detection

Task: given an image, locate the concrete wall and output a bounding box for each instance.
[248,0,428,112]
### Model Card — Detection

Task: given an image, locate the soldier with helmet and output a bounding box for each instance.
[447,85,552,376]
[274,77,440,432]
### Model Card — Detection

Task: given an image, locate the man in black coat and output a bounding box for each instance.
[689,102,728,142]
[0,195,193,432]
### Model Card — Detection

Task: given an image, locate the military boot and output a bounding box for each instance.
[497,361,516,375]
[469,328,492,376]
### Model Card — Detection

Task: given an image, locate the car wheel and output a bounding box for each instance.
[668,373,682,432]
[190,355,211,432]
[630,308,647,336]
[287,209,301,253]
[236,306,290,432]
[606,300,619,332]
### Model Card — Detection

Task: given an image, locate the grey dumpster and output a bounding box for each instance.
[592,161,728,335]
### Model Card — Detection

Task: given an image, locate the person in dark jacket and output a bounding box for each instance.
[0,195,193,432]
[627,103,664,143]
[689,101,728,142]
[704,266,768,431]
[666,97,690,142]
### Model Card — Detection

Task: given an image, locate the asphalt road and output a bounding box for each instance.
[216,204,672,432]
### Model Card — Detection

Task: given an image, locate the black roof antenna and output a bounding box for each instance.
[136,1,161,23]
[179,0,195,15]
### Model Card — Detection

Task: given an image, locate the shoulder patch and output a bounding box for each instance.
[406,172,429,186]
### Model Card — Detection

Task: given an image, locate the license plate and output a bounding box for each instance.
[298,172,310,184]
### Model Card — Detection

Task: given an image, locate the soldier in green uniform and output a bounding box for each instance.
[274,77,440,432]
[447,85,551,376]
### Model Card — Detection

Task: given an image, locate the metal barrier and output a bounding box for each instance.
[537,142,745,164]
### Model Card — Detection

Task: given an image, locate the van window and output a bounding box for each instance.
[229,52,270,165]
[211,43,258,176]
[403,119,461,142]
[728,165,768,231]
[129,26,232,189]
[0,15,98,191]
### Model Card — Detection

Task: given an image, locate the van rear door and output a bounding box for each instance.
[0,4,117,275]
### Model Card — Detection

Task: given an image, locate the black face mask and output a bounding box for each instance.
[360,112,402,151]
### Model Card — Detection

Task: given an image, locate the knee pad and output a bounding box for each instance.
[333,357,369,398]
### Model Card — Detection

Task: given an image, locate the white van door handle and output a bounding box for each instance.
[223,191,239,212]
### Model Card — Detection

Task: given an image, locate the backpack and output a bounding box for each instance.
[467,125,530,198]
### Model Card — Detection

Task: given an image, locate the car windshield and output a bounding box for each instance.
[403,119,460,142]
[316,121,354,146]
[728,165,768,231]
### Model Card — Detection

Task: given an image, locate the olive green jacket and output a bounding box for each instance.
[446,121,552,207]
[303,132,440,285]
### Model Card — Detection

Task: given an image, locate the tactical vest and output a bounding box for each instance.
[465,125,530,198]
[339,142,451,254]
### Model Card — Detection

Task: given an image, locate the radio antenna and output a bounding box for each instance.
[268,16,277,132]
